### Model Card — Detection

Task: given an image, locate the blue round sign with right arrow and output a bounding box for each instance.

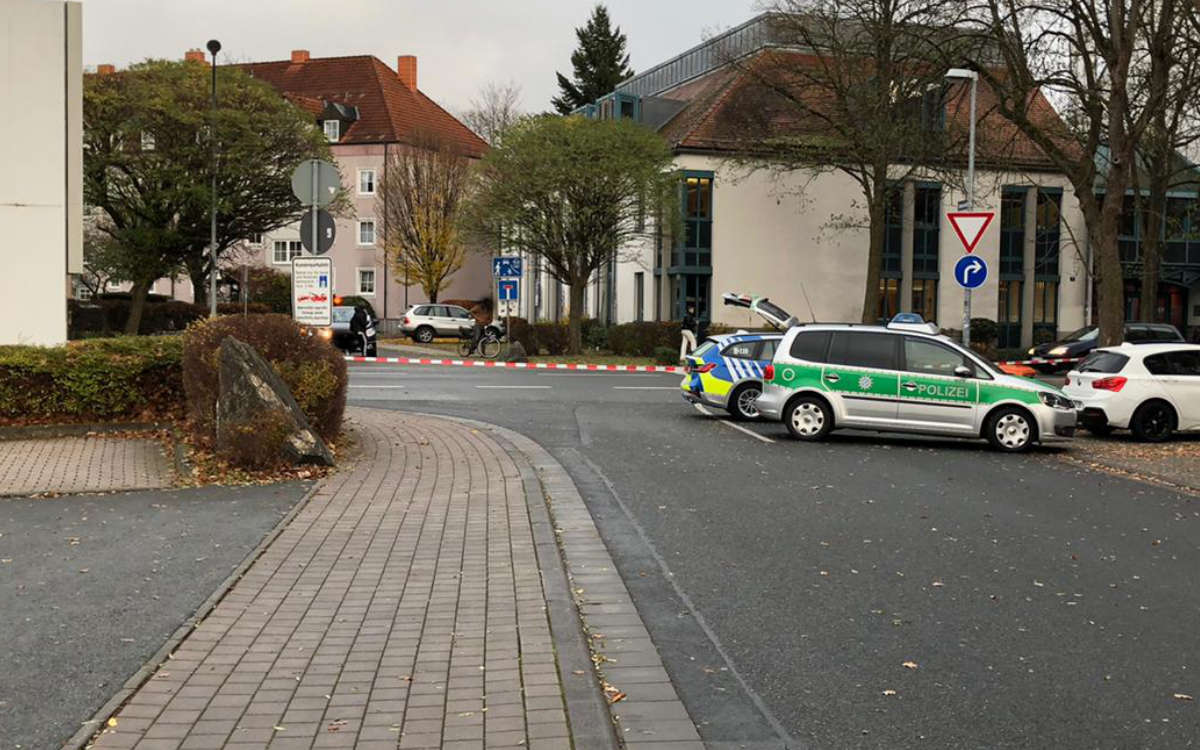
[954,254,989,289]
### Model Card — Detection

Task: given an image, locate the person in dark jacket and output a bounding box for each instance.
[350,306,370,354]
[680,305,699,362]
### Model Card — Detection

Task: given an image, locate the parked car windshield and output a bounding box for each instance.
[1063,326,1098,343]
[1077,350,1129,373]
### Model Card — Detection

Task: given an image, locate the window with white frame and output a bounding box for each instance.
[273,240,303,264]
[247,232,263,246]
[358,169,376,195]
[357,267,376,295]
[323,119,340,142]
[358,219,376,246]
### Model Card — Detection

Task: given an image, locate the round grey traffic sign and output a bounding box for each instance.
[300,208,336,254]
[290,159,341,207]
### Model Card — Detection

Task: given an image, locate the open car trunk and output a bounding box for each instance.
[721,292,799,330]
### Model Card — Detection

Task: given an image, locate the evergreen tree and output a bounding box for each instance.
[552,5,634,114]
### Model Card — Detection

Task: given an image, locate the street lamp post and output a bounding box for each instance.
[207,39,221,318]
[945,67,978,348]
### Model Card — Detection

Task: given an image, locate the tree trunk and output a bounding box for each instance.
[125,279,153,335]
[860,183,887,324]
[429,288,439,303]
[1094,191,1127,347]
[1139,212,1163,324]
[567,281,585,355]
[1139,173,1168,322]
[188,257,208,307]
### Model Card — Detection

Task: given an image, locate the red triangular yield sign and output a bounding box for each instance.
[947,212,995,254]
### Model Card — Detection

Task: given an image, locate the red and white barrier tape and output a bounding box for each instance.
[345,355,681,373]
[993,357,1082,367]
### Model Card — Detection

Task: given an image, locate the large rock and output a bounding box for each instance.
[216,337,334,467]
[498,341,528,362]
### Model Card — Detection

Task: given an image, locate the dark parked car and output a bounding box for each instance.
[328,305,377,356]
[1029,323,1184,372]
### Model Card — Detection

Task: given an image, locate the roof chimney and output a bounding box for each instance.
[96,64,116,75]
[291,49,310,64]
[184,49,206,64]
[397,55,417,92]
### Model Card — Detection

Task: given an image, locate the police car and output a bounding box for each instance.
[754,314,1079,452]
[680,293,793,419]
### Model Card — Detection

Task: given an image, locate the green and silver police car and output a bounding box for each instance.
[754,315,1079,452]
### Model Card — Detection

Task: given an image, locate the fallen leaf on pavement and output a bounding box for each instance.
[273,726,286,731]
[609,692,627,704]
[1173,693,1194,701]
[106,718,118,728]
[882,689,897,696]
[902,661,918,670]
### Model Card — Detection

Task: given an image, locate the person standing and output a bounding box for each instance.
[350,305,370,354]
[679,304,698,362]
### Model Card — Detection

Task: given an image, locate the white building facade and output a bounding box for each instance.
[1,0,83,345]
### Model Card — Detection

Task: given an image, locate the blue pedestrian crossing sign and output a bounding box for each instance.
[954,254,989,289]
[492,256,522,278]
[498,278,520,301]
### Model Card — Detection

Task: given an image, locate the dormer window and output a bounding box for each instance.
[323,119,340,142]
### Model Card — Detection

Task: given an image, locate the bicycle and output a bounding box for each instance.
[458,324,502,359]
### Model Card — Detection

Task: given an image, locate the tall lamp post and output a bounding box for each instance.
[945,67,978,348]
[207,39,221,317]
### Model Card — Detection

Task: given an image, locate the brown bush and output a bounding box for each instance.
[182,314,347,445]
[215,410,295,470]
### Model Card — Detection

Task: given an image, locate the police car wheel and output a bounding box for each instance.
[986,407,1035,452]
[784,396,832,441]
[727,383,762,421]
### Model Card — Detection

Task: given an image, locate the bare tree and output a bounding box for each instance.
[460,81,524,145]
[1128,0,1200,321]
[376,132,473,305]
[725,3,978,323]
[963,0,1182,345]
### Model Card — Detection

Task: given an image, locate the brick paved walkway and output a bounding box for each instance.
[0,435,173,496]
[87,409,613,750]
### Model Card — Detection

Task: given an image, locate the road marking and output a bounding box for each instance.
[612,386,680,390]
[538,372,669,377]
[693,403,775,444]
[475,385,552,390]
[348,385,408,389]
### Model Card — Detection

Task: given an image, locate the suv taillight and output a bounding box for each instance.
[764,364,774,381]
[1092,376,1127,392]
[403,316,410,325]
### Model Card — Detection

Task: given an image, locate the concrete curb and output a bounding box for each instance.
[414,411,701,749]
[59,477,324,750]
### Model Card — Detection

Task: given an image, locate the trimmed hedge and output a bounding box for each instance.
[0,336,184,424]
[182,314,347,446]
[607,322,681,357]
[70,299,272,338]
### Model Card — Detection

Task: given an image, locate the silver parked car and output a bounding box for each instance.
[400,304,477,343]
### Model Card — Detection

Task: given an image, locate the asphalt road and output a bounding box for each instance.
[351,362,1200,749]
[0,482,311,750]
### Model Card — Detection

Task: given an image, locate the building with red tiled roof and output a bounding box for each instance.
[147,49,490,326]
[546,14,1101,349]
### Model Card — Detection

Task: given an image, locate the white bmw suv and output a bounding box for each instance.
[1063,343,1200,441]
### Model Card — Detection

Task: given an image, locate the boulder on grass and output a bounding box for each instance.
[498,341,528,363]
[216,337,334,467]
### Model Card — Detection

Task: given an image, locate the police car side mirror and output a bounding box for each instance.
[954,365,973,378]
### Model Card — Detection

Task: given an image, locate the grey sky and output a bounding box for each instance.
[79,0,757,114]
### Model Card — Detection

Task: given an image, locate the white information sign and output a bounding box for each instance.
[292,257,333,326]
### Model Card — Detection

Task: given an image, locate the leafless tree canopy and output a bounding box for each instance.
[727,0,981,322]
[376,132,474,304]
[961,0,1194,343]
[459,81,525,146]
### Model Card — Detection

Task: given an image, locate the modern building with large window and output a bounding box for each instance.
[517,13,1200,345]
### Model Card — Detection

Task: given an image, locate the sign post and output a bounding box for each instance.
[291,256,333,327]
[493,257,523,344]
[947,211,994,348]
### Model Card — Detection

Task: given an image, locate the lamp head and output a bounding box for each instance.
[206,39,222,56]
